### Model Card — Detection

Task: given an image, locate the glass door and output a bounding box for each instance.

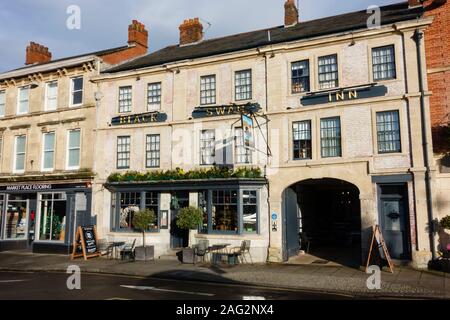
[38,193,67,242]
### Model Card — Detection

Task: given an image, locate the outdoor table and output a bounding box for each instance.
[110,241,125,259]
[209,243,231,264]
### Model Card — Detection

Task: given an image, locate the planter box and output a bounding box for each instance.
[135,246,154,261]
[182,248,195,264]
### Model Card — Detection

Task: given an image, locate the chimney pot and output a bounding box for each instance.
[128,19,148,49]
[179,17,203,46]
[285,0,299,27]
[25,41,52,65]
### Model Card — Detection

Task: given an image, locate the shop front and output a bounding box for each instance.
[0,182,92,254]
[105,178,269,262]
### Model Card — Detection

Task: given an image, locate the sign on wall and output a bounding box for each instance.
[192,103,261,119]
[111,112,168,126]
[300,85,388,106]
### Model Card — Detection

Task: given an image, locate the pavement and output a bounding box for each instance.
[0,251,449,299]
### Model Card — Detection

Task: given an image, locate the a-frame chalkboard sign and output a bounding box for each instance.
[365,225,394,273]
[71,226,101,261]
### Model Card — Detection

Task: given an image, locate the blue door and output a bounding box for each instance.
[170,192,189,249]
[284,188,300,259]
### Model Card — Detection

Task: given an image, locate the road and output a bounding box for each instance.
[0,270,352,300]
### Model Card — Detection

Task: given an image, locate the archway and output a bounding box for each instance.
[283,178,362,267]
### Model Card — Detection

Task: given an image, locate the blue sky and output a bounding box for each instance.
[0,0,401,72]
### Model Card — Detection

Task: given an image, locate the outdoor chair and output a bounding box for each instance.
[120,239,136,261]
[193,239,210,264]
[230,240,253,264]
[98,239,114,259]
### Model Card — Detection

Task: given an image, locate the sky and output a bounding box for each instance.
[0,0,402,72]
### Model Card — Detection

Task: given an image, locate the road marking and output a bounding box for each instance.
[106,297,131,300]
[0,280,28,283]
[120,285,215,297]
[243,296,266,300]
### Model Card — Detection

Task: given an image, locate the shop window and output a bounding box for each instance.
[293,120,312,160]
[38,193,67,241]
[318,54,339,89]
[291,60,310,93]
[377,110,401,153]
[5,195,28,239]
[145,192,159,231]
[200,75,216,105]
[118,86,132,113]
[70,77,83,106]
[235,69,252,101]
[118,192,141,231]
[243,190,258,233]
[320,117,341,158]
[372,45,396,81]
[212,190,238,233]
[147,82,161,111]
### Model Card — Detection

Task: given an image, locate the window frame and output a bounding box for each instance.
[200,129,216,166]
[293,120,312,160]
[13,135,26,174]
[118,85,133,113]
[200,75,216,105]
[376,110,402,154]
[0,90,5,117]
[117,136,131,170]
[66,129,81,170]
[69,76,83,107]
[36,192,67,243]
[17,86,30,115]
[291,60,310,94]
[235,69,252,101]
[318,54,339,90]
[41,132,56,172]
[145,134,160,168]
[44,81,58,111]
[234,127,253,164]
[147,82,162,111]
[320,117,342,158]
[372,45,397,82]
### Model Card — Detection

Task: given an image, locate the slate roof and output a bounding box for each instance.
[105,2,423,74]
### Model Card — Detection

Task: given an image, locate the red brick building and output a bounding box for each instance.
[423,0,450,155]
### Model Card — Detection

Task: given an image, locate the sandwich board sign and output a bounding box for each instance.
[71,226,101,261]
[365,225,394,273]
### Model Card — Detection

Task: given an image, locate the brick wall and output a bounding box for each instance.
[424,0,450,152]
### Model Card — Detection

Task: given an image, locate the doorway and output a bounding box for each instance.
[378,184,411,260]
[284,178,362,266]
[170,191,190,249]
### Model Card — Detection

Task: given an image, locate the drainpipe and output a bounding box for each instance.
[413,29,436,260]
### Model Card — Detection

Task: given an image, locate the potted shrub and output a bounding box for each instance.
[132,209,156,261]
[176,206,203,263]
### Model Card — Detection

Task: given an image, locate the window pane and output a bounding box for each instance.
[72,91,83,105]
[39,194,67,241]
[73,77,83,91]
[212,190,238,233]
[119,192,141,231]
[293,120,312,160]
[69,130,80,148]
[243,190,258,233]
[5,200,27,239]
[200,75,216,105]
[117,136,131,169]
[291,60,310,93]
[68,130,81,168]
[377,110,401,153]
[71,77,83,105]
[68,149,80,167]
[146,134,160,168]
[0,91,5,116]
[16,136,26,153]
[235,70,252,101]
[43,133,55,170]
[200,130,215,165]
[235,128,252,164]
[372,45,396,81]
[119,86,132,113]
[318,55,339,89]
[148,82,161,111]
[320,117,341,158]
[145,192,159,231]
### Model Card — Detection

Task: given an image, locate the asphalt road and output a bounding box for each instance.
[0,271,353,300]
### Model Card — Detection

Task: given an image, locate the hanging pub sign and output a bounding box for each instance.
[241,113,255,149]
[300,84,388,106]
[192,102,261,119]
[111,112,167,126]
[71,226,101,261]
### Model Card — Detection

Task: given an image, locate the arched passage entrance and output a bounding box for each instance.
[283,178,362,266]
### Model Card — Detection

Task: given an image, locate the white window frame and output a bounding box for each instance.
[0,90,5,117]
[69,76,83,107]
[13,135,26,174]
[45,81,58,111]
[36,192,67,243]
[41,132,55,172]
[17,86,30,115]
[66,129,81,170]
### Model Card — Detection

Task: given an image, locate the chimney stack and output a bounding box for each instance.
[408,0,423,7]
[25,42,52,65]
[128,20,148,49]
[285,0,299,27]
[179,18,203,46]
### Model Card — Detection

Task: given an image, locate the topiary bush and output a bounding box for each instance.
[133,209,156,248]
[176,206,203,231]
